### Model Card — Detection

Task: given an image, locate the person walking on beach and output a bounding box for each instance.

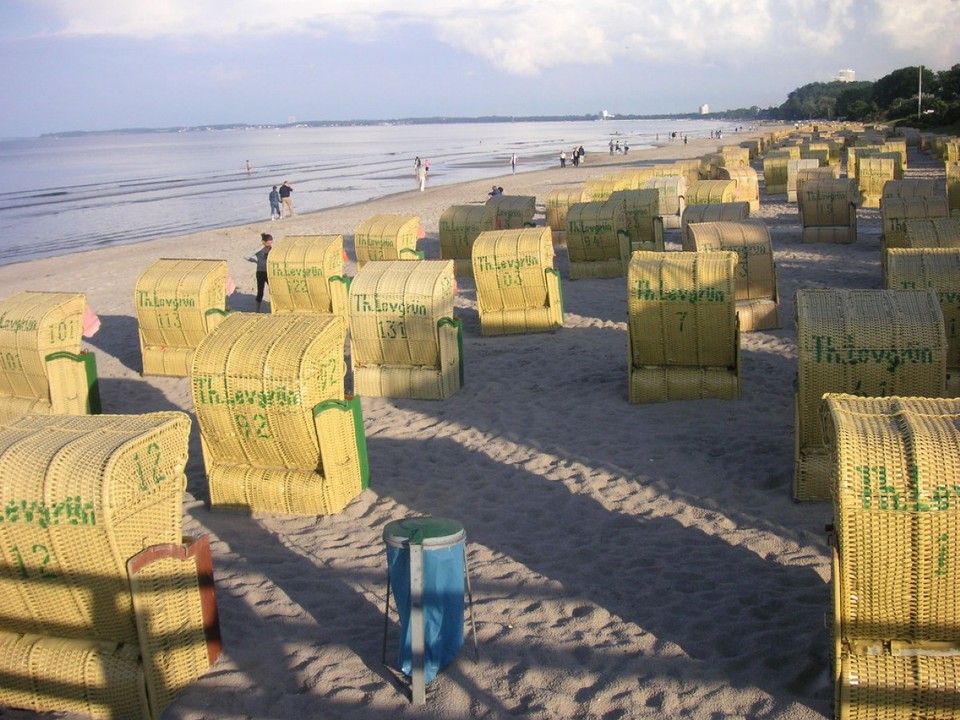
[269,185,281,220]
[511,154,518,173]
[416,162,427,191]
[279,181,294,217]
[246,233,273,312]
[560,150,566,168]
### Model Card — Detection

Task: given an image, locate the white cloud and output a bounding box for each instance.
[29,0,960,75]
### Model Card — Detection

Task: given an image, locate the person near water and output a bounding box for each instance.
[269,185,281,220]
[511,154,518,173]
[279,181,294,217]
[246,233,273,312]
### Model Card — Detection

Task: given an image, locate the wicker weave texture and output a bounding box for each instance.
[681,202,750,247]
[684,220,779,318]
[0,412,191,645]
[629,366,739,403]
[353,214,421,268]
[762,153,792,194]
[135,259,228,377]
[439,205,497,274]
[799,179,858,229]
[685,180,736,207]
[485,195,536,229]
[881,197,951,249]
[349,260,462,397]
[786,159,821,201]
[565,200,630,279]
[793,290,947,500]
[859,158,897,208]
[883,179,943,199]
[823,394,960,719]
[643,177,687,228]
[795,167,842,213]
[903,217,960,249]
[608,189,664,252]
[947,162,960,212]
[627,251,740,403]
[886,248,960,369]
[267,235,346,316]
[472,228,562,336]
[717,166,760,211]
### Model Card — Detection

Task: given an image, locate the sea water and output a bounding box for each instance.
[0,118,741,266]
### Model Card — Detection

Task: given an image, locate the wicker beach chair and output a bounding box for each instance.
[643,176,686,229]
[0,412,220,720]
[472,227,563,336]
[544,188,591,246]
[354,214,423,269]
[135,258,232,377]
[685,220,780,332]
[191,312,368,515]
[717,166,761,212]
[438,204,498,275]
[762,151,793,194]
[798,178,859,245]
[608,189,663,253]
[947,162,960,212]
[349,260,463,399]
[267,235,350,320]
[0,291,101,421]
[822,394,960,720]
[685,179,737,208]
[858,157,898,208]
[793,289,947,501]
[484,195,536,229]
[627,251,740,403]
[680,202,751,248]
[565,198,630,279]
[786,159,821,203]
[880,196,950,252]
[795,166,841,214]
[886,247,960,396]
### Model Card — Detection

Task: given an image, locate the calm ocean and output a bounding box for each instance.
[0,118,739,266]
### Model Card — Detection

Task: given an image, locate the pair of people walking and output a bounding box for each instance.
[269,181,294,219]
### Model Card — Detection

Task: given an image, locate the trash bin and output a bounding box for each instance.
[383,516,467,701]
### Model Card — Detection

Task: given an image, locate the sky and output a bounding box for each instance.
[1,0,959,138]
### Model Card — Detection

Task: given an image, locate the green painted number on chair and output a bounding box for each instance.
[378,320,407,339]
[10,544,56,580]
[134,442,166,491]
[235,412,271,439]
[676,311,688,332]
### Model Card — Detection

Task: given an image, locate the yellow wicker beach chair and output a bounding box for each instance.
[627,251,740,403]
[786,159,821,203]
[793,289,947,501]
[135,258,231,377]
[544,188,591,246]
[191,312,368,515]
[685,220,780,332]
[882,179,943,200]
[762,151,793,194]
[565,199,630,279]
[349,260,463,398]
[472,227,563,336]
[717,166,761,212]
[0,291,101,422]
[947,162,960,212]
[685,179,737,207]
[643,176,687,229]
[886,247,960,396]
[858,157,897,208]
[795,166,841,214]
[798,178,859,245]
[680,202,751,249]
[0,412,220,720]
[353,214,423,269]
[608,189,663,252]
[880,196,950,251]
[822,394,960,720]
[267,235,350,320]
[484,195,536,229]
[438,204,498,275]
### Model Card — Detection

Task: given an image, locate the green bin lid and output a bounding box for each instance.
[383,516,465,549]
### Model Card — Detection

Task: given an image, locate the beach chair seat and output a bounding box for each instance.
[793,289,947,501]
[0,412,220,720]
[192,313,369,515]
[353,214,423,269]
[627,251,740,403]
[267,235,351,320]
[135,258,232,377]
[439,204,498,275]
[565,199,630,279]
[349,260,463,398]
[685,220,780,332]
[822,394,960,719]
[0,291,101,422]
[472,227,564,336]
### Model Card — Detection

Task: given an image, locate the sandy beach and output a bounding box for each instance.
[0,124,931,720]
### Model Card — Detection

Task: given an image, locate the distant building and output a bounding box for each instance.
[835,69,856,83]
[599,110,615,120]
[699,104,710,115]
